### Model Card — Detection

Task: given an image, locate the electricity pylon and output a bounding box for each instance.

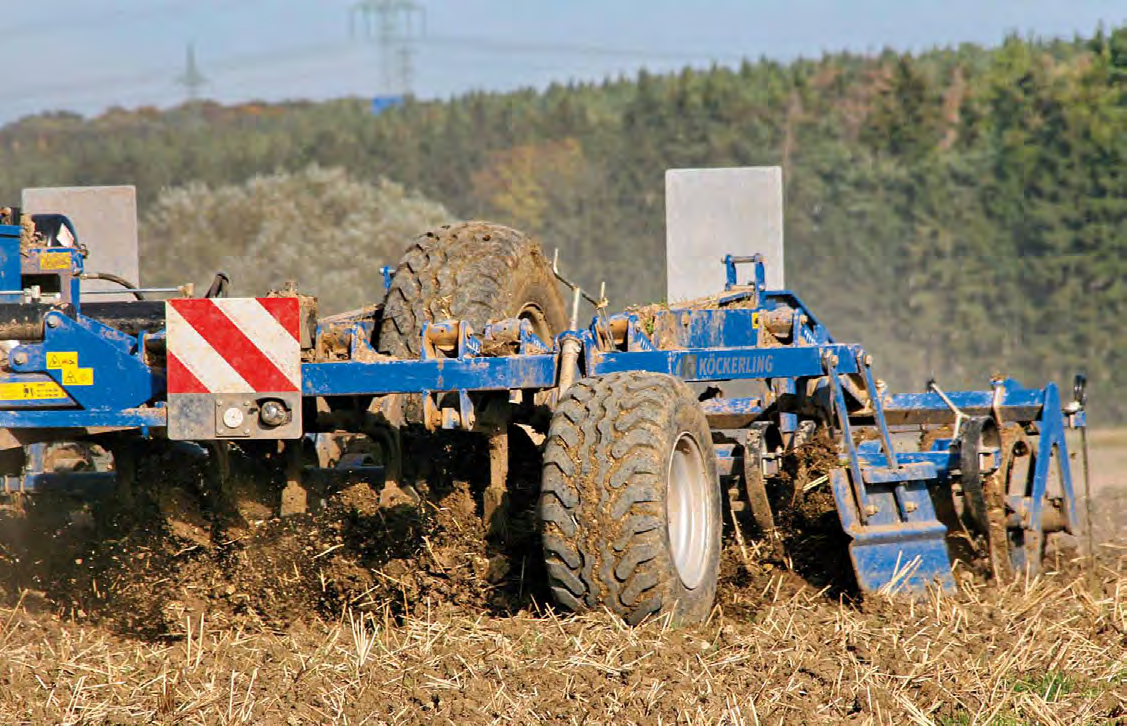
[350,0,425,97]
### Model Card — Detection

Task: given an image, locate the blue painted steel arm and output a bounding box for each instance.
[302,355,560,396]
[0,407,166,429]
[880,387,1045,425]
[304,337,864,397]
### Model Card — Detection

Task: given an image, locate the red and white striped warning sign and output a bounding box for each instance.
[166,298,301,394]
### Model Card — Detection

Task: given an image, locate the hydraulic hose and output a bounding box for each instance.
[81,272,145,301]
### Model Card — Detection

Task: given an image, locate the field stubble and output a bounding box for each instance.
[0,431,1124,725]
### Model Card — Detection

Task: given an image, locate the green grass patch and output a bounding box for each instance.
[1011,670,1074,701]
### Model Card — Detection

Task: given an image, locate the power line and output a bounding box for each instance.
[7,0,235,41]
[427,34,749,64]
[4,33,752,112]
[7,41,354,107]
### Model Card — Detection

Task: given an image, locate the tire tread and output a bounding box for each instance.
[539,371,720,624]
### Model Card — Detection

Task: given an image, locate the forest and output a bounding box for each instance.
[1,27,1124,420]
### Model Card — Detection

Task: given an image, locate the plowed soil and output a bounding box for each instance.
[0,431,1124,724]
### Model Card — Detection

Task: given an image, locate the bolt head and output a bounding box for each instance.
[12,351,26,365]
[46,317,59,328]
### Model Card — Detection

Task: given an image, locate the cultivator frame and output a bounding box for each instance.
[0,200,1087,609]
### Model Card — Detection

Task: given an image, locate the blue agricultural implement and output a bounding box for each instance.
[0,202,1088,625]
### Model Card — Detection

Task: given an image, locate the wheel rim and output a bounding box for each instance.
[667,432,711,590]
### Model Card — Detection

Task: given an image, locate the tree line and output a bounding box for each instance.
[1,27,1123,420]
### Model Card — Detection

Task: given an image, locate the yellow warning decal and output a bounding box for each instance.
[752,311,760,329]
[60,367,93,386]
[46,352,78,368]
[46,351,94,386]
[39,251,72,270]
[0,381,67,400]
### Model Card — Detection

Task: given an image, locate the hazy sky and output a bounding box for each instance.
[5,1,1124,124]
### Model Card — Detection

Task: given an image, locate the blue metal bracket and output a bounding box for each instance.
[419,387,478,431]
[622,315,657,352]
[3,442,116,495]
[518,322,553,355]
[479,319,554,355]
[7,310,162,412]
[349,322,379,360]
[723,254,765,295]
[1007,383,1078,571]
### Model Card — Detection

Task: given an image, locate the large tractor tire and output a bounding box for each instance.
[378,221,567,359]
[540,371,722,625]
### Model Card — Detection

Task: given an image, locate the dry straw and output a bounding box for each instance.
[0,540,1123,725]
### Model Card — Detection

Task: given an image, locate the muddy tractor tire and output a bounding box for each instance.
[378,221,567,360]
[540,371,722,625]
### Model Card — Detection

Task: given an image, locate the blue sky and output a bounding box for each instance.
[4,1,1124,124]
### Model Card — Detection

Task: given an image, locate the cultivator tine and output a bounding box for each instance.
[1081,424,1094,563]
[483,428,509,542]
[742,424,780,556]
[983,459,1014,581]
[280,439,308,516]
[1074,374,1095,567]
[824,353,957,593]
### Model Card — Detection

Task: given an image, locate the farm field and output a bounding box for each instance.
[0,430,1124,725]
[1,6,1125,724]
